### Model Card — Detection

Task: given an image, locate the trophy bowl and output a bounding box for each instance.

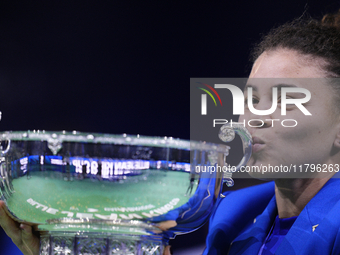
[0,131,229,255]
[0,127,251,255]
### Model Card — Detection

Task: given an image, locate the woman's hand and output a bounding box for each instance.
[155,221,176,255]
[0,201,40,255]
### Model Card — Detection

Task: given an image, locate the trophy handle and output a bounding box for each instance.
[218,123,252,187]
[0,134,11,156]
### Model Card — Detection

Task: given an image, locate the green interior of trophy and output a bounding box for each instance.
[0,132,222,234]
[7,168,194,225]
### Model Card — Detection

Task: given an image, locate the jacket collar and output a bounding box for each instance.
[228,195,277,254]
[278,177,340,254]
[229,177,340,255]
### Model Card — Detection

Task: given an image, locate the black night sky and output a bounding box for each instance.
[0,1,339,254]
[0,1,338,140]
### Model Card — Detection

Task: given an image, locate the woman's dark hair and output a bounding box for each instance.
[252,10,340,77]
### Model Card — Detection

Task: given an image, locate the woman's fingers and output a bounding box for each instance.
[156,220,177,231]
[0,201,20,240]
[19,223,40,255]
[0,201,40,255]
[163,245,172,255]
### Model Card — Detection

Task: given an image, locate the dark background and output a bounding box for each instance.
[0,1,339,254]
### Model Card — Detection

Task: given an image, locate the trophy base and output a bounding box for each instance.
[40,232,164,255]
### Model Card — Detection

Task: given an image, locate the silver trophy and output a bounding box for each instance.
[0,124,251,255]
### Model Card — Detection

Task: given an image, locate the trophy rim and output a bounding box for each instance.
[44,217,159,232]
[0,130,230,153]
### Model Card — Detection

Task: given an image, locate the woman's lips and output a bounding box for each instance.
[252,137,265,153]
